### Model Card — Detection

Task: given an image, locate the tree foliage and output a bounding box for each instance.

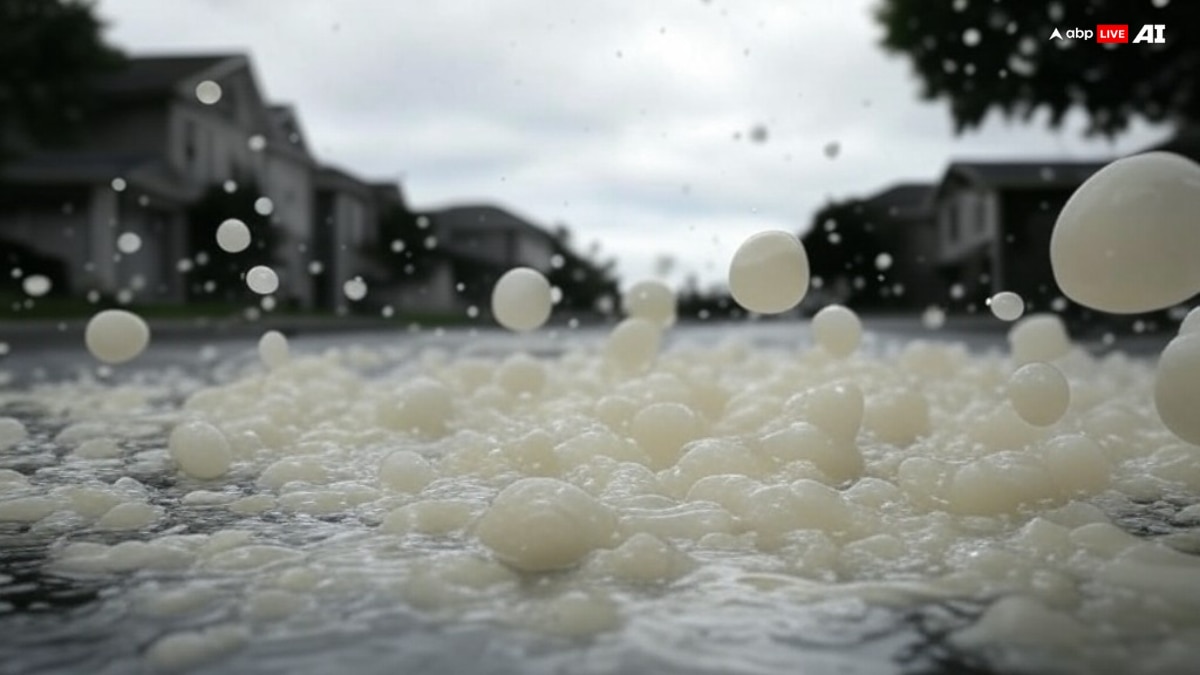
[0,0,124,158]
[876,0,1197,136]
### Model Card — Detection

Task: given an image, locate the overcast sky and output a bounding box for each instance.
[98,0,1167,289]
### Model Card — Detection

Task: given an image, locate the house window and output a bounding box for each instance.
[976,193,988,234]
[944,204,959,245]
[183,120,198,174]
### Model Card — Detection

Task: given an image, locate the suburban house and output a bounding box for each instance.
[0,53,391,311]
[386,204,561,315]
[930,161,1104,312]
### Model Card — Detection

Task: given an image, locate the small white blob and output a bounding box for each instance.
[1050,152,1200,313]
[257,330,289,370]
[343,277,368,301]
[168,421,233,480]
[1008,362,1070,426]
[195,80,222,105]
[247,135,267,152]
[22,274,51,297]
[116,232,142,254]
[215,219,251,253]
[84,309,150,364]
[245,266,279,295]
[874,253,893,271]
[1008,314,1071,365]
[111,177,126,192]
[728,230,810,314]
[989,291,1026,322]
[491,267,552,332]
[922,306,946,330]
[623,280,676,327]
[1155,334,1200,444]
[254,197,274,216]
[812,305,862,358]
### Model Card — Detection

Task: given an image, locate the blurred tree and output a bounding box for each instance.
[375,204,442,280]
[876,0,1197,136]
[186,181,279,304]
[0,0,125,159]
[548,225,619,313]
[802,199,890,309]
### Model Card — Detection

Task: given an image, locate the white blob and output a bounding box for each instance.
[812,305,862,358]
[116,232,142,254]
[604,318,663,374]
[247,135,267,152]
[623,280,676,327]
[1050,152,1200,313]
[874,253,893,271]
[476,478,616,572]
[257,331,289,370]
[168,421,233,480]
[989,291,1026,321]
[254,197,274,216]
[343,277,368,301]
[0,417,27,451]
[728,230,810,314]
[215,219,252,253]
[1008,362,1070,427]
[1179,307,1200,336]
[1008,314,1071,365]
[84,309,150,364]
[1155,334,1200,444]
[491,267,552,332]
[195,80,222,104]
[245,266,279,295]
[111,177,126,192]
[922,306,946,330]
[22,274,52,297]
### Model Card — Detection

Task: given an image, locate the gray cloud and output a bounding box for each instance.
[97,0,1168,288]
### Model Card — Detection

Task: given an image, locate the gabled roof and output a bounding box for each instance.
[95,54,242,97]
[427,204,559,244]
[941,161,1105,191]
[863,182,935,220]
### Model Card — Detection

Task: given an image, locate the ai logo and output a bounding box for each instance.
[1132,24,1166,44]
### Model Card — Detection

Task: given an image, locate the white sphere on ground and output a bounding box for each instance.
[1155,334,1200,445]
[168,420,233,479]
[728,230,810,314]
[85,309,150,364]
[476,477,617,572]
[812,305,862,358]
[491,267,552,332]
[623,280,676,327]
[258,331,289,370]
[215,219,252,253]
[604,318,663,374]
[246,266,279,295]
[1008,314,1071,365]
[989,291,1025,322]
[1007,362,1070,427]
[1050,152,1200,313]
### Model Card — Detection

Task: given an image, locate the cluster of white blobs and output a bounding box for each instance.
[245,266,279,295]
[215,219,252,253]
[84,309,150,364]
[728,230,810,314]
[490,267,552,332]
[988,291,1025,322]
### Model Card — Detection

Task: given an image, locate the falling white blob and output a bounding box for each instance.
[117,232,142,254]
[195,80,222,105]
[1050,152,1200,313]
[254,197,274,216]
[246,266,279,295]
[922,306,946,330]
[1155,333,1200,444]
[343,277,368,301]
[623,280,676,327]
[1008,314,1071,365]
[111,177,127,192]
[85,309,150,364]
[812,305,862,358]
[728,231,810,314]
[247,135,267,152]
[989,291,1026,321]
[874,253,893,271]
[258,330,290,370]
[1008,362,1070,426]
[215,219,252,253]
[491,267,552,332]
[22,275,51,297]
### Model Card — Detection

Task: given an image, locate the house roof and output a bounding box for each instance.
[942,161,1105,191]
[863,182,935,220]
[430,204,557,240]
[95,54,242,97]
[0,151,200,203]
